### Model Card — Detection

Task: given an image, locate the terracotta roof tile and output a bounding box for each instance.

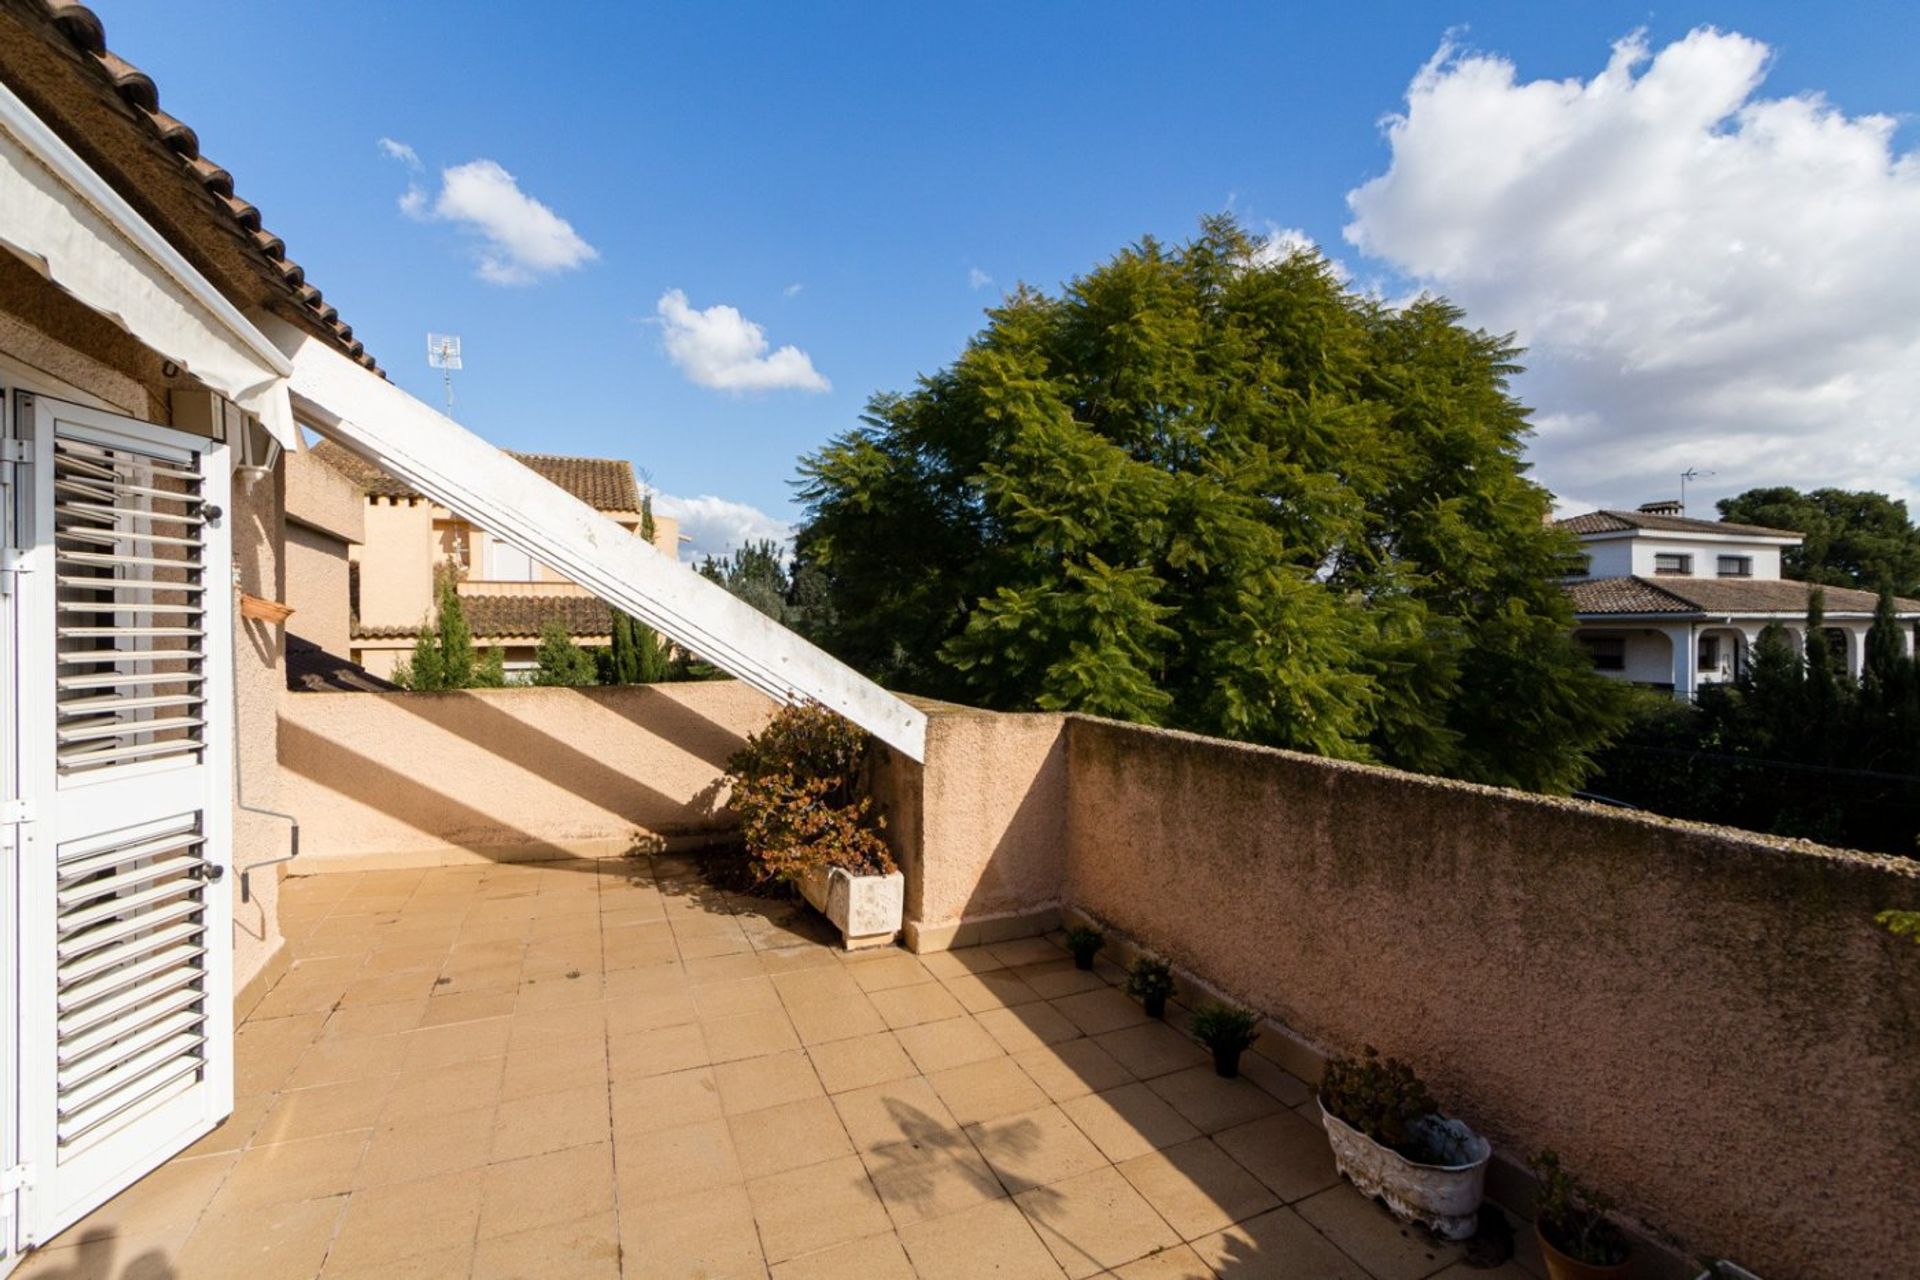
[1567,576,1920,617]
[311,441,641,512]
[1555,510,1801,539]
[353,593,614,642]
[25,2,384,373]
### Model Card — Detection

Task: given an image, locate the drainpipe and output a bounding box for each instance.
[227,491,299,904]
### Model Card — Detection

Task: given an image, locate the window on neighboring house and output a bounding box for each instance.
[1580,635,1626,671]
[1698,635,1721,670]
[1653,553,1692,575]
[1564,554,1591,578]
[1717,555,1752,578]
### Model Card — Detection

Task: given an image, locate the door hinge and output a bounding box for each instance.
[1,439,30,463]
[1,798,31,824]
[0,1164,33,1216]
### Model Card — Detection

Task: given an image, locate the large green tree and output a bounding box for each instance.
[796,217,1627,792]
[1716,487,1920,595]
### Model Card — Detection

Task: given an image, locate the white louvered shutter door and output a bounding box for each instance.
[12,394,234,1246]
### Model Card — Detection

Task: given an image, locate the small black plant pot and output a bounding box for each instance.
[1142,993,1166,1019]
[1211,1046,1243,1079]
[1072,950,1096,971]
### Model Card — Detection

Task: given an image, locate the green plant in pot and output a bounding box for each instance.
[1064,925,1105,971]
[1316,1047,1490,1240]
[1126,955,1174,1018]
[1189,1003,1259,1077]
[1530,1150,1630,1280]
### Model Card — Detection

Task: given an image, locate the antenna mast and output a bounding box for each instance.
[427,333,462,419]
[1679,467,1715,516]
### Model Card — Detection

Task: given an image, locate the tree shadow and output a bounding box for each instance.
[20,1229,177,1280]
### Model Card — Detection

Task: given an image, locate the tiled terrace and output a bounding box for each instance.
[20,857,1545,1280]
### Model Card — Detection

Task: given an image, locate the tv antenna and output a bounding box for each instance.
[427,333,462,419]
[1674,466,1720,514]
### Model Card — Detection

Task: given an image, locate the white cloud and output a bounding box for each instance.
[654,289,830,393]
[968,267,994,290]
[1345,28,1920,510]
[377,136,420,169]
[402,159,597,285]
[783,282,805,299]
[654,493,793,563]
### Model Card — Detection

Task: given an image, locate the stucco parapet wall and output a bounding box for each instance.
[1060,713,1919,1279]
[284,446,363,544]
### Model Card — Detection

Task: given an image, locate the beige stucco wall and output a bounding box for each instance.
[1058,716,1920,1280]
[284,523,352,655]
[352,497,436,628]
[278,680,778,869]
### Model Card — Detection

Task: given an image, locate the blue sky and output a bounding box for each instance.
[103,3,1920,557]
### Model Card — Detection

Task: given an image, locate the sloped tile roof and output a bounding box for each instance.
[1556,510,1801,539]
[20,1,381,372]
[353,593,614,642]
[1567,575,1920,618]
[311,441,640,511]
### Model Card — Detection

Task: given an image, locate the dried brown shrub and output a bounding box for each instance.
[724,701,895,884]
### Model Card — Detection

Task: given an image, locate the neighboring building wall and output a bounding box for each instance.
[1574,626,1678,686]
[284,524,352,655]
[352,498,436,628]
[277,681,778,869]
[1626,537,1784,578]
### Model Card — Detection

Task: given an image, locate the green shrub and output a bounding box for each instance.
[1317,1046,1437,1158]
[1064,926,1105,962]
[1188,1003,1259,1053]
[532,620,597,686]
[724,701,894,885]
[1126,956,1174,1002]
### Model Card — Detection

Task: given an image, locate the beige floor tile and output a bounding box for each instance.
[17,1232,189,1278]
[966,1104,1110,1195]
[604,986,697,1034]
[693,974,786,1019]
[771,965,863,1006]
[506,998,608,1048]
[609,1022,709,1080]
[747,1152,892,1263]
[255,1075,395,1146]
[418,988,518,1028]
[170,1192,345,1280]
[977,1003,1082,1055]
[1241,1048,1314,1108]
[1051,987,1152,1037]
[729,1095,854,1178]
[869,979,969,1029]
[492,1082,612,1161]
[1294,1183,1464,1280]
[472,1209,620,1279]
[1147,1064,1284,1134]
[1013,960,1108,1000]
[501,1034,607,1102]
[702,1009,802,1062]
[769,1230,915,1279]
[1014,1038,1136,1103]
[621,1184,765,1279]
[213,1129,368,1210]
[713,1047,825,1114]
[1016,1164,1182,1278]
[386,1055,507,1121]
[1061,1083,1202,1163]
[1117,1137,1280,1240]
[179,1091,273,1158]
[678,929,755,960]
[1188,1206,1369,1279]
[785,992,888,1045]
[615,1116,742,1201]
[896,1014,1005,1073]
[917,946,1008,979]
[515,971,606,1008]
[861,1126,1006,1227]
[832,1075,959,1152]
[1212,1109,1341,1204]
[756,941,841,974]
[281,1030,409,1091]
[1095,1022,1210,1080]
[1111,1243,1214,1277]
[480,1140,617,1239]
[612,1065,723,1135]
[321,998,429,1041]
[684,951,767,984]
[898,1195,1066,1280]
[846,951,931,992]
[988,938,1062,968]
[929,1055,1051,1127]
[942,970,1043,1012]
[806,1030,918,1095]
[325,1167,485,1271]
[401,1016,512,1071]
[355,1104,495,1187]
[39,1152,235,1249]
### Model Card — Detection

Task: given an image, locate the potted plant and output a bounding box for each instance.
[1531,1150,1631,1279]
[724,701,901,949]
[1065,925,1105,970]
[1126,955,1174,1018]
[1316,1047,1490,1241]
[1189,1003,1259,1078]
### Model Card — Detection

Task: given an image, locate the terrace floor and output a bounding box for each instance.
[18,856,1546,1280]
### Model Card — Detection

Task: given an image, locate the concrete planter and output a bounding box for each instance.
[798,865,904,950]
[1318,1102,1490,1241]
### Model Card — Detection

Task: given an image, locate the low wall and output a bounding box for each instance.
[1062,716,1920,1280]
[278,681,777,870]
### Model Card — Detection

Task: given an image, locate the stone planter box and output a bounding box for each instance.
[799,865,904,950]
[1319,1101,1490,1241]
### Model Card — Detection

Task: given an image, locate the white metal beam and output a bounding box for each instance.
[257,315,927,761]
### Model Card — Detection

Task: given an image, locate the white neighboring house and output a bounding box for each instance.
[1558,501,1920,698]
